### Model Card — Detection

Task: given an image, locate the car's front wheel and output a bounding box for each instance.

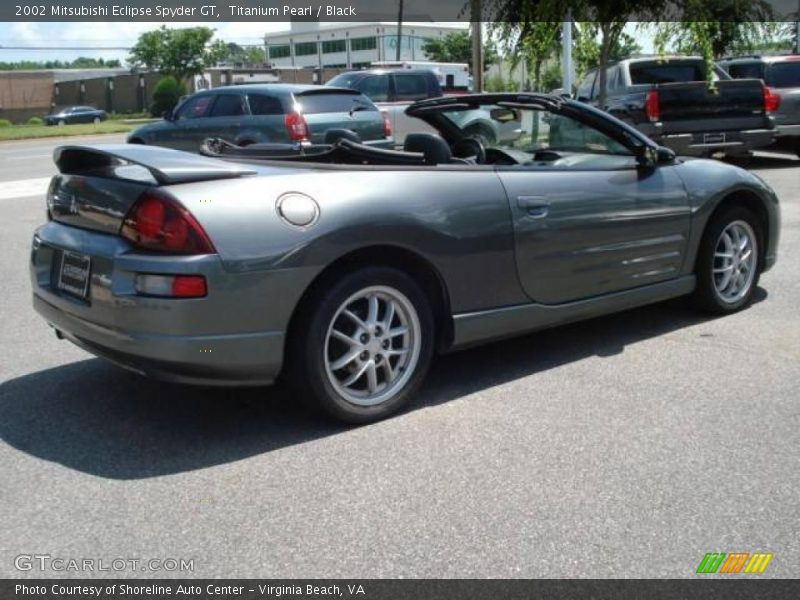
[693,205,762,314]
[290,267,434,423]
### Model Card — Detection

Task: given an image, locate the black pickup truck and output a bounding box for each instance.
[575,56,776,156]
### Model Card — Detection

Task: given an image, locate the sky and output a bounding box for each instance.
[0,21,654,65]
[0,21,291,63]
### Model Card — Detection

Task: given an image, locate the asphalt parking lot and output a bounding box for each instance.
[0,135,798,578]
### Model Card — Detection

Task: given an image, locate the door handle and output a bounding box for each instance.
[517,196,549,218]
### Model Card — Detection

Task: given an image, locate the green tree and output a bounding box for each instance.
[491,0,665,106]
[573,23,642,84]
[150,75,187,117]
[655,1,776,60]
[128,26,227,83]
[493,21,562,91]
[422,31,499,72]
[219,43,266,65]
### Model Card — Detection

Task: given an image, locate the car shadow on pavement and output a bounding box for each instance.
[0,290,766,480]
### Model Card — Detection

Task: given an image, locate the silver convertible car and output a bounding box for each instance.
[30,93,780,423]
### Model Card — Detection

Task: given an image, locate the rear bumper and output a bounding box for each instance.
[651,128,776,156]
[30,222,291,386]
[34,294,284,386]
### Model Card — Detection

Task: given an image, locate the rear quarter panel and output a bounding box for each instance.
[168,166,528,318]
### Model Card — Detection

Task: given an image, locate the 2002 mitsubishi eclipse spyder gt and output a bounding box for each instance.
[30,93,780,423]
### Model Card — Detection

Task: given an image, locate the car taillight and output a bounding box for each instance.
[134,274,207,298]
[763,86,780,113]
[381,110,392,137]
[645,89,660,122]
[121,192,215,255]
[284,111,309,141]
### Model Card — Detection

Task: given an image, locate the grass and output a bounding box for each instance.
[0,119,154,142]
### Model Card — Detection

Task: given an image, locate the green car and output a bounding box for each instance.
[127,84,394,152]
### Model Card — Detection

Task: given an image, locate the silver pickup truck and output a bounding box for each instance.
[326,69,521,145]
[718,54,800,157]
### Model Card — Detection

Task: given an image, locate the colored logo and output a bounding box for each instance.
[696,552,773,574]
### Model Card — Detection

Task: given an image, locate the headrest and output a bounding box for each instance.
[403,133,452,165]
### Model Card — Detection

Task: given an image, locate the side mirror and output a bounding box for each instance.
[551,88,573,99]
[489,107,518,123]
[162,110,173,121]
[634,144,658,168]
[656,145,676,164]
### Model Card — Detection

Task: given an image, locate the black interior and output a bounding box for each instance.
[200,134,476,166]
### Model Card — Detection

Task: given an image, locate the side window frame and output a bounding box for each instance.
[245,93,285,116]
[175,94,214,120]
[208,93,246,118]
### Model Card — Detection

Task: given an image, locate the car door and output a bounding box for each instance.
[154,94,214,151]
[245,93,290,143]
[195,93,247,147]
[496,110,691,304]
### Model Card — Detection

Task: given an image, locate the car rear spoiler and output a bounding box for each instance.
[54,144,256,185]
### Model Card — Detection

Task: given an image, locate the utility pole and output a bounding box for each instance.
[396,0,404,61]
[561,12,573,94]
[795,0,800,54]
[471,0,482,92]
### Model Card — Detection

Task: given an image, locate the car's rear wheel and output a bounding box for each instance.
[289,267,434,423]
[693,205,762,314]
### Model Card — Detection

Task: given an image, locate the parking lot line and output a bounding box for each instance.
[0,177,51,201]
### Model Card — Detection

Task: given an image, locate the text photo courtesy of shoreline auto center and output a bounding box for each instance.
[0,0,799,598]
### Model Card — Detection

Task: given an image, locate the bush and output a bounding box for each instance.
[27,116,44,125]
[0,119,12,127]
[150,76,187,117]
[484,74,519,93]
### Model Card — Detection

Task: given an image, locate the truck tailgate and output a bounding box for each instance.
[658,79,766,132]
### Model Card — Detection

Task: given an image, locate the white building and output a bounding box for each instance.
[264,22,466,70]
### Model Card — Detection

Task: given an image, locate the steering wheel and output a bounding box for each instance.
[452,137,486,164]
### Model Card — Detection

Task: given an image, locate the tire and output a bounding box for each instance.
[289,266,435,423]
[692,205,762,314]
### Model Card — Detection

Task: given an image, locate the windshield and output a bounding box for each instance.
[440,105,632,157]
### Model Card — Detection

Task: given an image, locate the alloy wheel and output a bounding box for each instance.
[324,285,422,406]
[713,220,758,304]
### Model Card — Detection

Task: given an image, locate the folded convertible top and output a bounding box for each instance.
[53,144,256,185]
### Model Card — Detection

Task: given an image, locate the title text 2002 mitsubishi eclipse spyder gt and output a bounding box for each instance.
[30,93,780,423]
